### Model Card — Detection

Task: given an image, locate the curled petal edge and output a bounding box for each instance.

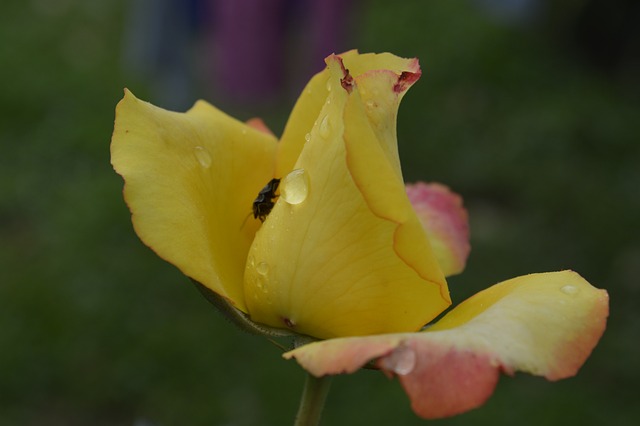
[284,271,609,419]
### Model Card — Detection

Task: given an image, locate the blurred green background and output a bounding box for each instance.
[1,0,638,425]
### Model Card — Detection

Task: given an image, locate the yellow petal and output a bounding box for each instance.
[274,49,357,177]
[111,90,278,312]
[427,270,609,378]
[275,50,421,178]
[245,53,449,338]
[275,67,331,178]
[284,271,608,419]
[349,53,421,177]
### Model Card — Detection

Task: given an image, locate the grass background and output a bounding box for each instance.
[1,0,638,425]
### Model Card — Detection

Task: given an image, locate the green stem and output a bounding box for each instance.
[294,373,332,426]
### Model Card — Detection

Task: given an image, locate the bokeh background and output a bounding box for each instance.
[1,0,639,425]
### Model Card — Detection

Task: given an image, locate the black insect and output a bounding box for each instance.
[253,178,280,222]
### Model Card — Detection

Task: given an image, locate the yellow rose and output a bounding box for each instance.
[111,50,608,420]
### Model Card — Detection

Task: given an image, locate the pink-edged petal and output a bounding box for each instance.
[285,334,405,377]
[379,340,500,418]
[245,117,275,136]
[406,182,470,276]
[284,271,608,419]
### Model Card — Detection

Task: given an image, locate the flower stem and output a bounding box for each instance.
[192,279,293,337]
[294,373,332,426]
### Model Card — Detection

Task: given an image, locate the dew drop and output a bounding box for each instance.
[257,277,269,295]
[326,80,332,91]
[381,345,416,376]
[366,100,376,108]
[319,115,331,139]
[560,285,579,295]
[193,146,212,168]
[248,255,255,267]
[256,261,270,276]
[304,132,311,143]
[281,169,310,205]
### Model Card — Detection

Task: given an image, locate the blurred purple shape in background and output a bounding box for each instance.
[210,0,289,103]
[210,0,354,103]
[123,0,354,108]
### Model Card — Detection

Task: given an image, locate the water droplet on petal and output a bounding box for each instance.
[319,115,331,139]
[561,285,579,295]
[304,133,311,143]
[281,169,310,205]
[256,261,270,276]
[326,80,332,91]
[194,146,212,168]
[366,100,376,108]
[248,255,255,267]
[381,344,416,376]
